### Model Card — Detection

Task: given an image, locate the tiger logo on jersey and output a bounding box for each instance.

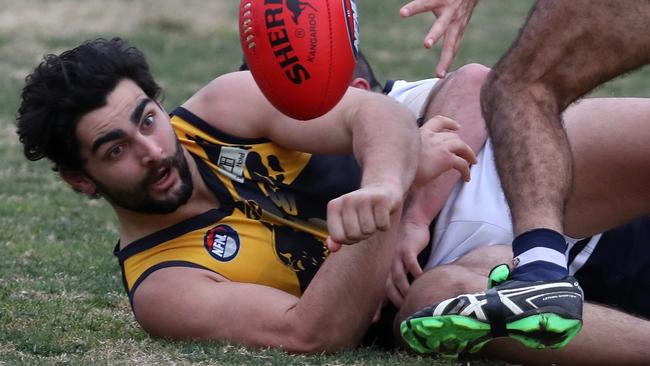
[273,225,328,291]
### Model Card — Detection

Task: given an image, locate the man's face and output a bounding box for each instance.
[75,79,193,214]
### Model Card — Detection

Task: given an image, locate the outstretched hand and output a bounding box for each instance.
[400,0,478,77]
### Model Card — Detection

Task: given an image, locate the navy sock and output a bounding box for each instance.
[510,228,568,282]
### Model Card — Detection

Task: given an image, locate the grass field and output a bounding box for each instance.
[1,1,648,365]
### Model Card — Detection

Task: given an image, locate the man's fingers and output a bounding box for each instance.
[423,8,454,49]
[446,137,477,163]
[386,276,404,308]
[400,0,439,17]
[430,130,477,166]
[391,259,411,298]
[404,254,424,279]
[451,22,465,56]
[326,201,346,244]
[447,139,477,167]
[328,196,369,245]
[341,204,363,242]
[373,199,391,232]
[326,236,342,252]
[400,0,478,77]
[442,40,463,79]
[452,154,472,182]
[445,139,476,181]
[422,115,460,131]
[372,302,383,323]
[358,201,378,236]
[437,21,463,77]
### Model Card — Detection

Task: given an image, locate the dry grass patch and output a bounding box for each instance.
[0,0,237,84]
[0,0,234,38]
[80,339,197,365]
[0,120,17,146]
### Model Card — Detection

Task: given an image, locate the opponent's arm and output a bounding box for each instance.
[184,71,420,247]
[384,64,489,306]
[386,116,477,306]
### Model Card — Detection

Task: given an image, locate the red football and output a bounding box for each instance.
[239,0,359,120]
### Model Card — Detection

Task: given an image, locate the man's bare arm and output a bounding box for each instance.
[185,71,420,247]
[132,211,401,353]
[385,65,489,306]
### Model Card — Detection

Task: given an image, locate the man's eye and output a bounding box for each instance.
[142,114,155,129]
[109,145,124,158]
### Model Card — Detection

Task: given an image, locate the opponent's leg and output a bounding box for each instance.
[399,245,650,364]
[438,0,650,353]
[484,0,650,239]
[480,302,650,365]
[405,63,490,219]
[396,245,511,352]
[495,230,650,365]
[422,63,489,154]
[564,98,650,237]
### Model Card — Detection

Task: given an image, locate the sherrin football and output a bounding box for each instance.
[239,0,359,120]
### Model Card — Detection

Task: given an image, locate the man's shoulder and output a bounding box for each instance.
[180,71,271,140]
[181,72,240,121]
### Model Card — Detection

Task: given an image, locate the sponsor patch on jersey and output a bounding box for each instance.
[204,224,240,262]
[217,146,248,183]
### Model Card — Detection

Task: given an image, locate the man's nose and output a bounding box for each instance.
[136,135,163,165]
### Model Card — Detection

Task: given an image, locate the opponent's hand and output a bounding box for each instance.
[414,115,477,187]
[326,182,403,252]
[400,0,478,77]
[386,220,430,307]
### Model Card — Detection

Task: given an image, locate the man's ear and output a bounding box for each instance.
[59,169,97,196]
[350,77,371,91]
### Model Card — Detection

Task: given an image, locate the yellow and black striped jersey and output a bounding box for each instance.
[114,107,361,301]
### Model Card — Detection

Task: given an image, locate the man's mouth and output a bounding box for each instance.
[150,166,176,192]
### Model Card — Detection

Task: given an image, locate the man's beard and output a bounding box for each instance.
[91,141,194,214]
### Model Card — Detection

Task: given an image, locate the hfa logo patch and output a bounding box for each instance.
[204,224,240,262]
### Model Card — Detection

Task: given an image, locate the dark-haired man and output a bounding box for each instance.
[20,38,650,365]
[17,38,476,352]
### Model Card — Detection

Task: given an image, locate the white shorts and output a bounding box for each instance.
[387,79,588,270]
[385,78,440,120]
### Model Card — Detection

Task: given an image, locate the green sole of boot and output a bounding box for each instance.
[401,313,582,357]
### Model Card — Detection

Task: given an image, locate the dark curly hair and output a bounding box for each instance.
[16,38,162,171]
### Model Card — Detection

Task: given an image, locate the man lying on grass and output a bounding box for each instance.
[16,37,477,352]
[17,38,650,365]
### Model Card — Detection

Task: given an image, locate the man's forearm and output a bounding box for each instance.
[404,170,461,225]
[351,94,419,193]
[290,208,402,350]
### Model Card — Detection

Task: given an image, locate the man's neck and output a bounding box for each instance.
[115,148,219,247]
